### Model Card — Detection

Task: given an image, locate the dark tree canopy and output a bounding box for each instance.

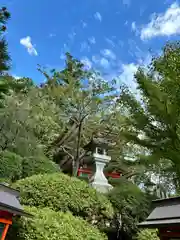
[118,41,180,192]
[0,7,10,73]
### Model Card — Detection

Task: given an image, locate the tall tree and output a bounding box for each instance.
[118,41,180,192]
[0,7,10,73]
[0,7,11,98]
[39,53,123,176]
[0,92,39,156]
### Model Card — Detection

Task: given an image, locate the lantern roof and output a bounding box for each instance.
[138,196,180,228]
[83,137,113,151]
[0,183,32,217]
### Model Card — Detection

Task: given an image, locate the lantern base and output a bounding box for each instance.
[90,181,113,193]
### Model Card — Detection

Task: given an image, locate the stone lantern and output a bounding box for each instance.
[83,137,113,193]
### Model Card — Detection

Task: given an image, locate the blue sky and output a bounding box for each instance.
[1,0,180,87]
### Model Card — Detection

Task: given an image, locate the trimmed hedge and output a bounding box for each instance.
[136,229,159,240]
[0,151,22,182]
[8,206,107,240]
[22,156,59,178]
[13,173,114,228]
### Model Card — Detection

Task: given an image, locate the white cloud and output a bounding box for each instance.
[82,21,87,28]
[117,54,151,92]
[124,20,128,25]
[92,55,109,69]
[100,58,109,68]
[131,22,140,36]
[88,36,96,44]
[13,75,21,80]
[62,43,69,53]
[94,12,102,22]
[92,55,99,64]
[137,53,152,66]
[20,36,38,56]
[118,63,138,91]
[68,31,76,40]
[81,57,92,70]
[141,2,180,40]
[60,53,66,60]
[80,41,90,52]
[101,49,116,60]
[105,37,115,47]
[131,22,136,31]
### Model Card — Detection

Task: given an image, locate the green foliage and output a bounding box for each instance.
[8,206,107,240]
[108,178,152,238]
[136,229,159,240]
[22,155,59,178]
[13,173,114,228]
[25,88,62,149]
[2,75,34,94]
[39,53,123,176]
[0,7,11,99]
[0,93,39,156]
[0,150,59,182]
[0,7,11,74]
[0,151,22,182]
[118,41,180,191]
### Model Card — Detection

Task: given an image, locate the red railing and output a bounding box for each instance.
[77,168,121,179]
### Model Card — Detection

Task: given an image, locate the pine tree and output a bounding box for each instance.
[0,7,11,73]
[118,41,180,191]
[0,7,11,100]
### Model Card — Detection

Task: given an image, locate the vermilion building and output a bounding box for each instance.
[0,183,31,240]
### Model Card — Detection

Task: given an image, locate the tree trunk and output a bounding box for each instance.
[73,120,83,177]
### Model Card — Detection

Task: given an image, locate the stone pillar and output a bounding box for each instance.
[89,148,113,193]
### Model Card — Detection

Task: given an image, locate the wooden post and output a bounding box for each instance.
[0,218,12,240]
[1,224,9,240]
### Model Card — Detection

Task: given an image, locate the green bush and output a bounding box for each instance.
[13,173,114,228]
[0,151,22,182]
[22,156,59,178]
[108,178,152,238]
[8,206,107,240]
[0,151,59,182]
[136,229,159,240]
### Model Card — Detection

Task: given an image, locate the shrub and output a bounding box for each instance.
[13,173,114,228]
[0,151,59,182]
[136,229,159,240]
[22,155,59,178]
[8,206,107,240]
[108,178,152,238]
[0,151,22,182]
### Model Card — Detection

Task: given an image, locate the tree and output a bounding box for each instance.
[118,41,180,192]
[22,87,62,150]
[39,53,122,176]
[21,155,59,179]
[0,7,11,99]
[0,92,39,156]
[4,75,34,94]
[0,75,35,105]
[0,151,22,182]
[0,7,11,74]
[108,178,154,239]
